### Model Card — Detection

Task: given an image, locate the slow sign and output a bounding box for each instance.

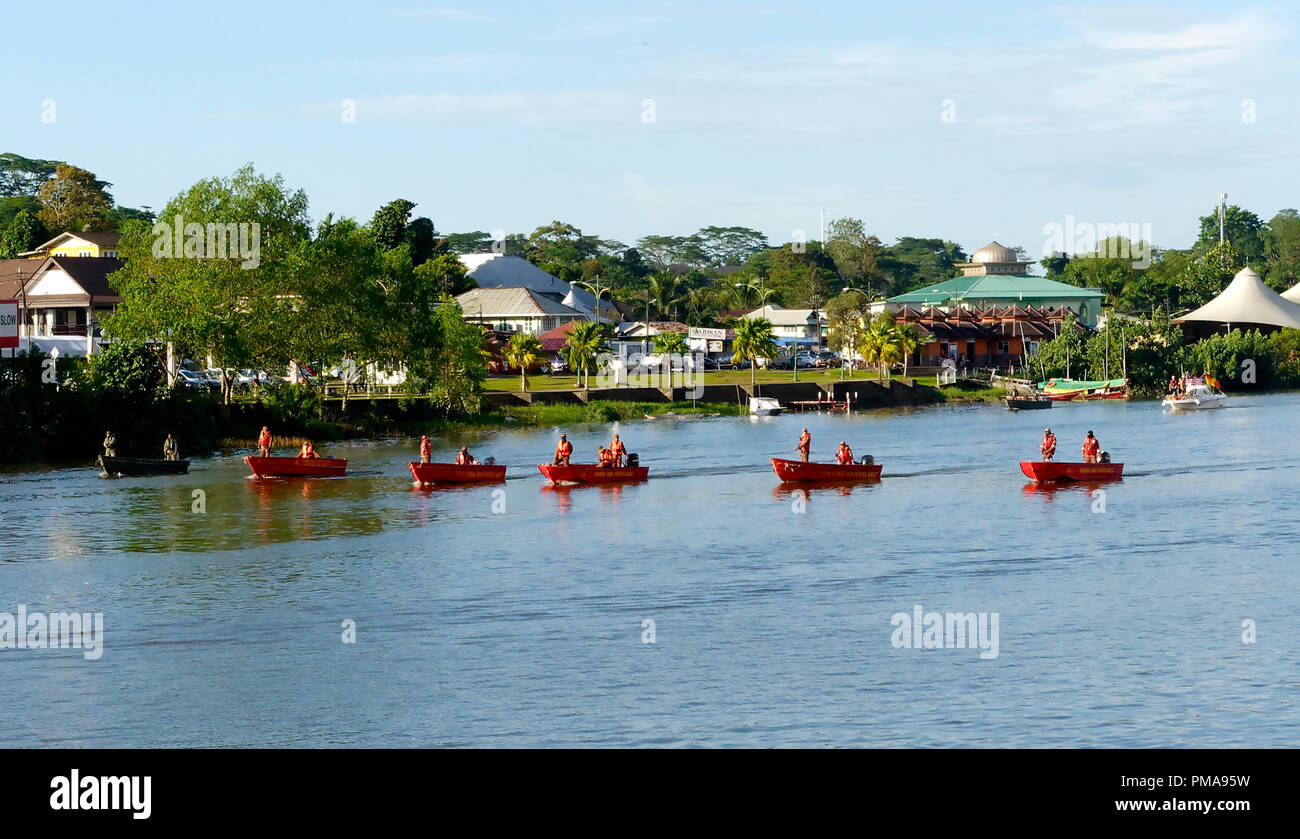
[0,300,18,349]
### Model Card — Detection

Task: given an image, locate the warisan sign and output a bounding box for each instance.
[0,300,18,349]
[688,327,726,340]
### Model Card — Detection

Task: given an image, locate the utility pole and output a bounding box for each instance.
[1219,192,1227,246]
[820,209,825,247]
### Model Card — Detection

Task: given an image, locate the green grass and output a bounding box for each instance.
[501,400,744,426]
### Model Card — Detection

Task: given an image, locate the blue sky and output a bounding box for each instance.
[4,1,1296,258]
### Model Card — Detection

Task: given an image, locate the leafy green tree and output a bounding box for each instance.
[0,152,61,197]
[405,216,437,265]
[1263,209,1300,291]
[1197,204,1265,261]
[894,322,923,377]
[0,208,48,258]
[824,289,872,361]
[731,317,777,389]
[104,165,312,405]
[504,332,544,392]
[414,251,473,296]
[877,238,966,295]
[1177,242,1239,310]
[651,330,687,355]
[426,299,488,413]
[648,271,682,318]
[36,163,114,232]
[824,217,882,288]
[694,226,769,266]
[370,199,416,251]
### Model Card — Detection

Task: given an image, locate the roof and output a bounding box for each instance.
[47,257,123,301]
[968,241,1019,264]
[743,304,823,326]
[458,253,617,320]
[0,257,49,298]
[455,286,587,318]
[1174,267,1300,329]
[30,231,122,252]
[1283,280,1300,304]
[538,320,580,351]
[889,274,1106,305]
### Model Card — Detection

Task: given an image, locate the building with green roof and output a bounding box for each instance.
[887,240,1106,326]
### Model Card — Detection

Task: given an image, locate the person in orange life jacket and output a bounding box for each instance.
[258,426,272,457]
[456,446,478,466]
[419,435,432,463]
[1040,428,1056,461]
[299,440,319,459]
[797,428,811,463]
[597,446,615,467]
[1082,430,1100,464]
[609,433,627,467]
[554,434,573,466]
[836,441,854,465]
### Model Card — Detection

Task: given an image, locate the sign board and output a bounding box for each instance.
[688,327,726,341]
[0,300,18,349]
[707,340,723,352]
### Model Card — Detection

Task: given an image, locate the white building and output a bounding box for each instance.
[742,304,824,347]
[455,287,588,335]
[458,253,620,322]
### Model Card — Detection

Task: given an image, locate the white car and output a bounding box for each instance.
[175,369,208,390]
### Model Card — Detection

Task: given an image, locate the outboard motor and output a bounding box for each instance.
[860,455,874,465]
[1099,451,1110,463]
[627,453,639,467]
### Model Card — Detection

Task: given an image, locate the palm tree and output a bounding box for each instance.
[648,271,682,319]
[894,322,923,378]
[651,331,688,355]
[563,321,608,390]
[857,317,885,379]
[732,317,778,390]
[504,332,544,392]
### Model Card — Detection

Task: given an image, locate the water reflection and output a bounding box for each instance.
[1020,479,1121,503]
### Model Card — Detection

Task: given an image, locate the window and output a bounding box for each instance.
[997,341,1010,354]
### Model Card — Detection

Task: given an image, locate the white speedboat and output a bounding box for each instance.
[1162,383,1225,411]
[749,396,782,416]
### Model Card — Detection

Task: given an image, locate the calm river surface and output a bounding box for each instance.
[3,393,1298,747]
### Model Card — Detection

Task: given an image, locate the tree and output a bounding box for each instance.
[504,333,544,392]
[104,165,312,405]
[824,217,882,288]
[0,209,48,258]
[426,299,488,414]
[370,199,416,251]
[1197,204,1265,261]
[894,322,923,377]
[824,289,872,364]
[36,163,114,232]
[731,317,777,389]
[0,152,61,197]
[563,321,609,389]
[651,331,688,355]
[693,226,769,266]
[1263,209,1300,290]
[414,252,473,297]
[648,271,682,318]
[1177,242,1239,310]
[405,216,437,265]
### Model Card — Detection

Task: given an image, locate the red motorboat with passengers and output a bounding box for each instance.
[1019,461,1123,482]
[244,455,348,479]
[771,457,882,483]
[409,462,506,486]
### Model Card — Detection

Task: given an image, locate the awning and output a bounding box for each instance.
[774,337,818,346]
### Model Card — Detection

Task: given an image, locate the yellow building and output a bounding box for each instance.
[20,231,121,259]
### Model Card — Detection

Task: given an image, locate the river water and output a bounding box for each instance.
[2,393,1297,747]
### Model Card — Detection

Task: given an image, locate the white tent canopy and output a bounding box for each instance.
[1175,267,1300,329]
[1282,280,1300,304]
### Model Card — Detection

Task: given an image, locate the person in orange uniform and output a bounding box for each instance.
[597,446,614,468]
[299,440,319,459]
[456,446,478,466]
[836,441,854,465]
[797,428,811,463]
[1040,428,1056,461]
[419,435,432,464]
[554,434,573,466]
[1082,430,1100,464]
[609,433,627,467]
[258,426,272,457]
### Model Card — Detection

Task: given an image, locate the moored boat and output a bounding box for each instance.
[771,457,882,482]
[749,396,782,416]
[97,456,190,477]
[409,461,506,485]
[1019,460,1124,482]
[244,455,347,479]
[538,463,649,484]
[1005,395,1052,410]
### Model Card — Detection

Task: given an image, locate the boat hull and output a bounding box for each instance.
[1162,397,1225,410]
[409,461,506,485]
[771,457,882,482]
[1005,397,1052,410]
[98,456,190,477]
[1019,460,1123,482]
[538,463,649,484]
[244,455,347,478]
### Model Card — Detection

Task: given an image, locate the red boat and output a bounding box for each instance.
[538,463,649,484]
[771,457,882,482]
[244,455,348,479]
[1019,460,1123,482]
[409,461,506,485]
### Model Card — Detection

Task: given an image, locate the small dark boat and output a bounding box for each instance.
[538,463,649,484]
[409,461,506,486]
[1005,395,1052,410]
[1019,460,1124,482]
[244,455,347,479]
[98,456,190,477]
[771,457,882,483]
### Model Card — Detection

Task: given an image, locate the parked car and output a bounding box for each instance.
[549,357,569,374]
[813,349,838,367]
[768,354,792,370]
[793,352,818,368]
[175,369,208,391]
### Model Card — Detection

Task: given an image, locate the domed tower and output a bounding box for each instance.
[956,241,1033,276]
